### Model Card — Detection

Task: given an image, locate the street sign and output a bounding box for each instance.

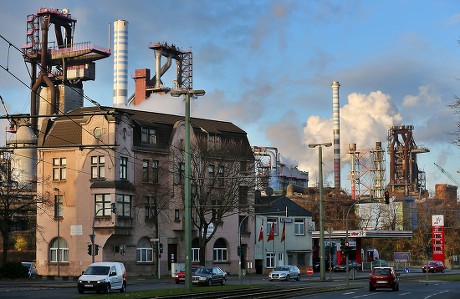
[307,267,313,276]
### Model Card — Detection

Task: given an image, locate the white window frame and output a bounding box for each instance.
[53,158,66,181]
[192,247,200,262]
[116,194,131,217]
[120,156,128,180]
[91,156,105,179]
[266,252,275,268]
[294,219,305,235]
[50,237,68,262]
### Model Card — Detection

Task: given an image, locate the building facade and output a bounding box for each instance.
[35,106,255,277]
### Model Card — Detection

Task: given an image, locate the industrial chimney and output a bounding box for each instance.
[113,19,128,107]
[332,81,341,189]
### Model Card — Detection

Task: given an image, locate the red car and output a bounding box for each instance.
[369,266,399,292]
[174,266,201,284]
[422,261,444,273]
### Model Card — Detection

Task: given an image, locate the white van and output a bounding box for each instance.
[77,262,127,294]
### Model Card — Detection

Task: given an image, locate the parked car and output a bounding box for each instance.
[21,262,37,278]
[77,262,127,294]
[174,265,202,284]
[333,261,361,272]
[268,265,301,281]
[422,261,444,273]
[369,266,399,291]
[192,267,226,286]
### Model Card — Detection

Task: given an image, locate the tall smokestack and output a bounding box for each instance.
[332,81,341,189]
[113,19,128,107]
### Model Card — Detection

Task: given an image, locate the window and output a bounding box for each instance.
[175,163,185,184]
[192,248,200,262]
[91,156,105,179]
[50,237,68,262]
[175,209,180,221]
[239,186,248,206]
[53,158,66,181]
[141,127,157,145]
[294,219,305,235]
[116,194,131,217]
[144,195,156,219]
[266,252,275,268]
[136,238,153,262]
[208,165,214,185]
[95,194,111,217]
[213,238,228,262]
[267,218,278,236]
[151,160,159,183]
[217,165,224,187]
[120,156,128,180]
[142,160,149,182]
[192,239,200,262]
[54,195,63,218]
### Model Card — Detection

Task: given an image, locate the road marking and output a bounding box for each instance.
[352,293,378,298]
[399,292,411,296]
[343,291,355,295]
[423,290,449,299]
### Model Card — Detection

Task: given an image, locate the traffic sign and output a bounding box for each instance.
[307,267,314,276]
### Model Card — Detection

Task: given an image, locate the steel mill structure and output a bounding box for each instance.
[113,19,129,107]
[387,125,429,197]
[331,81,341,190]
[21,8,111,134]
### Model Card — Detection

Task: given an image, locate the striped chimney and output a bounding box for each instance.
[332,81,341,189]
[113,20,128,107]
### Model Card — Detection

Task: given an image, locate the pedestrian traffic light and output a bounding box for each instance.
[384,191,390,204]
[159,243,163,254]
[87,244,92,256]
[94,244,99,255]
[237,245,241,256]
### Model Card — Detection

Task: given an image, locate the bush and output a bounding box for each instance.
[0,262,29,278]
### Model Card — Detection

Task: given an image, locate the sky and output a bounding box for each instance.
[0,0,460,195]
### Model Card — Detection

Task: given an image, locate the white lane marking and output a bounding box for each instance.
[424,290,449,299]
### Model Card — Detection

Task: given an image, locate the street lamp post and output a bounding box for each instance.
[238,215,250,284]
[308,142,332,282]
[170,89,206,292]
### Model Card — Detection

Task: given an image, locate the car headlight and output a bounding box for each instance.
[199,277,206,281]
[97,279,106,284]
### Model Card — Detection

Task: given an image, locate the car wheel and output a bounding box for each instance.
[208,279,212,286]
[369,285,375,292]
[120,282,126,293]
[269,279,273,282]
[221,278,226,285]
[296,275,300,281]
[78,288,84,294]
[286,275,290,281]
[105,283,111,294]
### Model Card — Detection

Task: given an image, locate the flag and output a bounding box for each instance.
[267,222,275,242]
[258,220,264,241]
[281,222,285,243]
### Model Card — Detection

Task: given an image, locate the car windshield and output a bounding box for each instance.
[84,266,110,275]
[274,266,289,271]
[196,268,212,274]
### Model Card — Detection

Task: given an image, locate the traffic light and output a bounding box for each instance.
[237,246,241,256]
[94,244,99,255]
[159,243,163,254]
[87,244,92,256]
[384,191,390,204]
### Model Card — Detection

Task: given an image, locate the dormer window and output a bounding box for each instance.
[141,127,157,145]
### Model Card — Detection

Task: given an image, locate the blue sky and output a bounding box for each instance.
[1,0,460,195]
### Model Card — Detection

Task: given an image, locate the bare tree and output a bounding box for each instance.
[448,96,460,146]
[173,135,254,264]
[0,151,50,265]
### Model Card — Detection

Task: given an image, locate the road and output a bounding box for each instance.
[0,269,459,299]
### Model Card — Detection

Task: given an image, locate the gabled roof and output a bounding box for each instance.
[40,106,249,147]
[255,195,312,217]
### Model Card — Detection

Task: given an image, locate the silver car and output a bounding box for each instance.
[268,265,301,281]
